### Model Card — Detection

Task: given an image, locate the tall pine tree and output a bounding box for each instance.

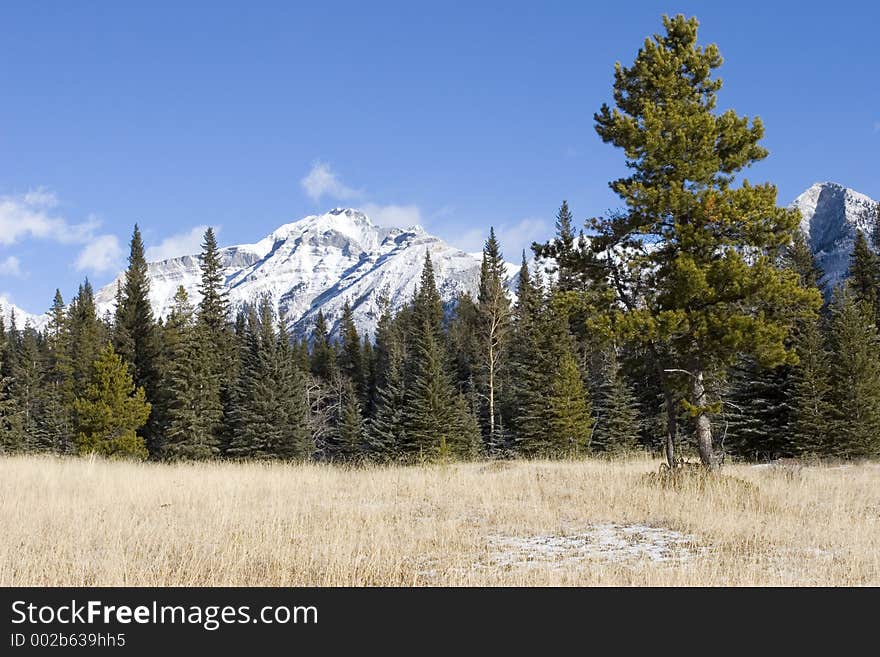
[788,315,833,456]
[827,289,880,458]
[310,310,336,381]
[590,14,820,466]
[366,307,407,460]
[194,227,228,452]
[403,252,476,461]
[161,287,222,460]
[848,230,880,327]
[338,300,365,399]
[114,225,161,456]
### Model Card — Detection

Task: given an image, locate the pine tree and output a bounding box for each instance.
[34,383,71,454]
[274,314,312,459]
[292,336,311,373]
[41,290,73,452]
[534,201,583,291]
[509,259,549,455]
[112,281,131,363]
[590,14,820,466]
[547,349,594,458]
[450,392,483,460]
[197,227,229,334]
[361,335,376,418]
[114,225,161,455]
[404,315,458,460]
[68,280,106,392]
[446,292,480,402]
[366,307,407,460]
[161,287,221,460]
[827,289,880,458]
[476,228,512,452]
[73,343,150,458]
[227,298,311,459]
[329,378,364,461]
[228,301,279,458]
[412,250,444,339]
[402,254,471,461]
[12,325,44,450]
[786,230,824,293]
[310,310,336,380]
[788,315,833,456]
[0,359,22,454]
[338,301,365,397]
[514,300,586,458]
[46,289,67,341]
[591,349,641,454]
[848,231,880,327]
[871,202,880,252]
[725,357,792,459]
[514,252,538,321]
[194,228,229,452]
[0,310,24,453]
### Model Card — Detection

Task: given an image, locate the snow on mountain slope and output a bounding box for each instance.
[792,182,879,292]
[81,183,873,340]
[0,295,48,332]
[95,208,519,339]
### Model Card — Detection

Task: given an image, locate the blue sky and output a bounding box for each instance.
[1,1,878,315]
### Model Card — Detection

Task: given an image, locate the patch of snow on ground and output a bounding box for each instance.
[487,523,705,567]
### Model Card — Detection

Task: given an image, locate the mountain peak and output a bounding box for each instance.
[328,206,367,218]
[805,181,848,192]
[792,182,879,292]
[94,208,507,339]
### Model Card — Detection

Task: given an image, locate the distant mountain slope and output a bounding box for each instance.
[792,181,879,292]
[22,183,876,338]
[95,208,518,338]
[0,295,48,332]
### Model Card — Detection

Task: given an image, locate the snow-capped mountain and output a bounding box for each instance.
[0,295,49,332]
[792,182,879,291]
[94,208,518,339]
[15,184,873,339]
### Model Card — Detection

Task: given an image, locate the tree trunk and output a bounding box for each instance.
[662,385,677,468]
[488,345,495,448]
[691,368,716,468]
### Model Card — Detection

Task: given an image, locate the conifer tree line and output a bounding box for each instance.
[0,221,597,462]
[2,202,878,464]
[0,14,877,465]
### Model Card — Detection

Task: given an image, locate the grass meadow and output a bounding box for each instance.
[2,454,878,586]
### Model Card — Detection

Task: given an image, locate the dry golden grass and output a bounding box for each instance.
[1,454,878,586]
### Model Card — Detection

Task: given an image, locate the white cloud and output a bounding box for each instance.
[300,161,425,229]
[23,188,58,207]
[497,218,551,259]
[146,225,213,262]
[361,203,423,228]
[0,188,100,246]
[0,256,24,278]
[300,162,361,202]
[0,188,127,276]
[75,234,123,273]
[447,217,550,260]
[450,227,488,254]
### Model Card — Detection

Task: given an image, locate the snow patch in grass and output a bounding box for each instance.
[487,523,705,566]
